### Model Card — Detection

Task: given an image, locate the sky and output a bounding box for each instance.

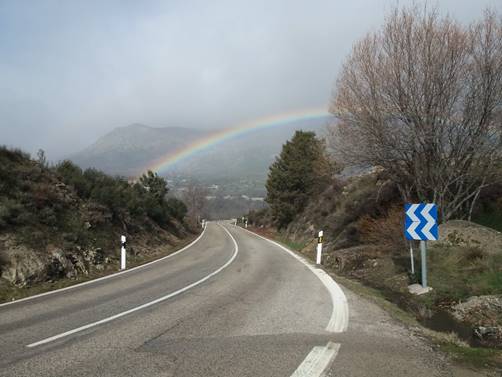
[0,0,499,159]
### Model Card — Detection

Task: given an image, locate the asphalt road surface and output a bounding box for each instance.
[0,222,484,376]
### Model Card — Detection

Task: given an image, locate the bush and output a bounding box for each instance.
[357,206,407,254]
[0,198,25,228]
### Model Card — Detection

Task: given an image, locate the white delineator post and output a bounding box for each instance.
[201,219,205,228]
[245,219,248,229]
[120,235,126,270]
[316,230,323,265]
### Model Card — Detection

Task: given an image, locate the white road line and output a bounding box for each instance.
[26,224,238,348]
[290,342,340,377]
[0,224,208,308]
[238,226,349,333]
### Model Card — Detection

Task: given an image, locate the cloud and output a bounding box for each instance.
[0,0,499,158]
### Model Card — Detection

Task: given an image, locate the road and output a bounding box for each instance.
[0,222,482,376]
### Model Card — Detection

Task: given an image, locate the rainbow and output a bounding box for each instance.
[144,107,331,175]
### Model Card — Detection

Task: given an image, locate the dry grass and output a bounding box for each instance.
[357,206,407,253]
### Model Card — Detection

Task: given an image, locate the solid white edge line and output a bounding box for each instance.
[238,226,349,333]
[290,342,340,377]
[0,224,208,308]
[26,223,238,348]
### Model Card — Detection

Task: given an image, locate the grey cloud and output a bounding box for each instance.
[0,0,499,158]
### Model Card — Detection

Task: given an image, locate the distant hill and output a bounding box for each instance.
[70,119,330,183]
[71,124,207,177]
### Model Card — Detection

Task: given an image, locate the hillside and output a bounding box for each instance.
[250,168,502,349]
[0,147,197,299]
[71,124,207,177]
[70,119,328,183]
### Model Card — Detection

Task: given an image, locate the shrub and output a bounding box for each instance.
[0,198,27,228]
[357,206,407,254]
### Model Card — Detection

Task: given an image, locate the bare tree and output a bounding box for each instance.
[329,7,502,222]
[36,149,48,169]
[182,183,208,221]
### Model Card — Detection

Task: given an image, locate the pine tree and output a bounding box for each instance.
[266,131,331,228]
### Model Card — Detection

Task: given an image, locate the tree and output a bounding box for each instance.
[182,183,208,220]
[166,198,188,221]
[139,170,168,201]
[36,149,48,169]
[329,7,502,222]
[266,130,332,228]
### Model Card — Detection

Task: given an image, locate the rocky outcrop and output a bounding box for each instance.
[0,234,108,287]
[452,295,502,348]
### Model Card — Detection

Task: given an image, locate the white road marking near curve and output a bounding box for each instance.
[0,224,208,309]
[239,226,349,333]
[26,224,238,348]
[290,342,340,377]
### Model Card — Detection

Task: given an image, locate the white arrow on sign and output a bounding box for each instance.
[406,204,420,222]
[407,220,420,240]
[421,204,435,240]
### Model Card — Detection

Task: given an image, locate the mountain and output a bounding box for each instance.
[71,124,208,177]
[70,119,329,184]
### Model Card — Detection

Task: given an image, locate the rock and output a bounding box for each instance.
[0,235,48,287]
[452,295,502,324]
[68,252,88,276]
[452,295,502,347]
[49,248,77,279]
[473,326,502,346]
[85,247,104,265]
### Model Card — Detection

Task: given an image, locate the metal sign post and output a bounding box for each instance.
[405,203,438,291]
[316,230,323,265]
[420,241,427,287]
[409,242,415,275]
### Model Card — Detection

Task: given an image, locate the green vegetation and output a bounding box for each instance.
[266,130,333,229]
[0,147,186,250]
[438,342,501,369]
[0,146,194,291]
[428,246,502,302]
[474,209,502,232]
[55,160,186,229]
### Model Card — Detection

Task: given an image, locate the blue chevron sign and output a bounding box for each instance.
[404,203,438,241]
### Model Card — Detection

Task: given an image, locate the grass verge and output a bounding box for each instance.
[332,271,502,370]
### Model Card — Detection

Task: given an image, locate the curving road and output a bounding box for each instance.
[0,222,479,377]
[0,222,345,377]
